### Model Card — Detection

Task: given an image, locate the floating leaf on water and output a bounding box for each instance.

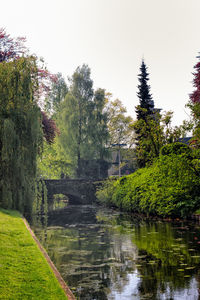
[137,255,147,259]
[185,267,195,270]
[135,264,142,267]
[48,226,64,230]
[107,258,115,261]
[178,269,185,272]
[148,261,156,264]
[180,263,187,266]
[184,275,191,277]
[188,249,195,251]
[191,256,200,259]
[109,263,124,267]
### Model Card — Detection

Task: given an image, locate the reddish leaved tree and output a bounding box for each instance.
[0,28,26,62]
[41,112,60,144]
[0,27,57,98]
[0,28,59,144]
[189,55,200,147]
[190,58,200,104]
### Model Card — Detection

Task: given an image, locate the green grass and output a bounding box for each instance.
[0,208,67,300]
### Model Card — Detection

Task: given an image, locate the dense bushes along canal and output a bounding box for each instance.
[97,143,200,218]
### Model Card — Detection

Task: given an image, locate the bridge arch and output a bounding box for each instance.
[44,179,97,209]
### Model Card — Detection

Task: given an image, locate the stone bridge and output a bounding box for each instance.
[44,179,100,209]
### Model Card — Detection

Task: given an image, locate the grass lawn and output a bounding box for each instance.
[0,208,68,300]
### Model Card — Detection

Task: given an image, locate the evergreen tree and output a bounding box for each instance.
[134,60,160,168]
[136,60,154,120]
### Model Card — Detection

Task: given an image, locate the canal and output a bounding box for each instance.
[33,204,200,299]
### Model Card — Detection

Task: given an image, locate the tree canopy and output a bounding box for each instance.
[55,64,109,178]
[0,57,42,215]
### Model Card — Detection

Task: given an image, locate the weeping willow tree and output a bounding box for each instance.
[0,57,43,216]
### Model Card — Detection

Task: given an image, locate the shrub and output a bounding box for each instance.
[97,150,200,218]
[160,142,191,156]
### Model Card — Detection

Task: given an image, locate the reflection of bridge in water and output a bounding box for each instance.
[44,179,99,209]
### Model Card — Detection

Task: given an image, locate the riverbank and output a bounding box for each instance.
[0,208,71,299]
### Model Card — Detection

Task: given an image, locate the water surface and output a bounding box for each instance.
[33,205,200,299]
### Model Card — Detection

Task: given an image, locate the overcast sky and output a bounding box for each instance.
[2,0,200,125]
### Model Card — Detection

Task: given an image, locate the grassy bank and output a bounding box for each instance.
[0,208,67,300]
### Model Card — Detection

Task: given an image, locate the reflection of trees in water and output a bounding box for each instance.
[33,206,140,299]
[49,228,138,299]
[131,221,200,299]
[32,206,200,299]
[98,212,200,299]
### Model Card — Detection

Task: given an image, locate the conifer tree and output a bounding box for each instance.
[135,60,154,121]
[134,60,161,167]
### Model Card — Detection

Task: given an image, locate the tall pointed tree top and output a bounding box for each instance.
[136,60,154,120]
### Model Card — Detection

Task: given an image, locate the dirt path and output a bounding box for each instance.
[23,218,76,300]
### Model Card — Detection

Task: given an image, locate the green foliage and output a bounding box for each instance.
[37,139,72,179]
[33,180,48,216]
[96,178,117,206]
[0,57,42,216]
[160,142,192,156]
[56,65,109,177]
[97,150,200,217]
[56,93,81,176]
[90,88,110,160]
[44,72,68,116]
[134,108,190,168]
[134,61,190,168]
[106,96,135,147]
[187,100,200,147]
[133,112,164,167]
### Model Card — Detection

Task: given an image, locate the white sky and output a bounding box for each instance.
[1,0,200,126]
